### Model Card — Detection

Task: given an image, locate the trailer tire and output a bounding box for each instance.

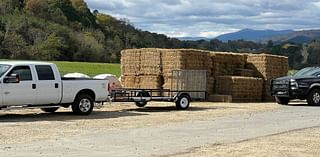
[72,94,94,115]
[176,94,191,110]
[41,107,59,113]
[135,101,147,107]
[135,91,150,107]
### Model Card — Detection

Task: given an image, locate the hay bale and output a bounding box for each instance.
[121,75,139,88]
[210,52,247,77]
[216,76,263,102]
[121,49,141,75]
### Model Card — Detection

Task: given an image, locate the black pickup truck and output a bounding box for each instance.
[271,67,320,105]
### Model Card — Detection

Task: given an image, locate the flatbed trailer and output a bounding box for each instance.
[110,88,207,110]
[110,70,208,110]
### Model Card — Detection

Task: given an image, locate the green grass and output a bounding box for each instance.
[52,61,120,77]
[288,70,298,76]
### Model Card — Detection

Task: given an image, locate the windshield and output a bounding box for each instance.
[294,67,320,77]
[0,64,11,78]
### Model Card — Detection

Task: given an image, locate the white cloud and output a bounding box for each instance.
[85,0,320,38]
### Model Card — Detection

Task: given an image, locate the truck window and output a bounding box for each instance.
[35,65,55,80]
[7,66,32,81]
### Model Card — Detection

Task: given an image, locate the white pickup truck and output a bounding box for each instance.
[0,61,109,115]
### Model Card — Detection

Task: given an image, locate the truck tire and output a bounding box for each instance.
[135,91,149,107]
[307,89,320,106]
[41,107,59,113]
[275,97,290,105]
[176,94,191,110]
[72,94,94,115]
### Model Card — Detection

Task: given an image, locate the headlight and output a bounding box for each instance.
[290,79,298,89]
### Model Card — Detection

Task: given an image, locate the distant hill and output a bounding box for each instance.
[269,30,320,44]
[177,37,210,41]
[215,29,294,42]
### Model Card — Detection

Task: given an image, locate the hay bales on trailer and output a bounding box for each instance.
[216,76,263,102]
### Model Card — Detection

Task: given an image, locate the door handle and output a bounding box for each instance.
[55,83,59,88]
[32,84,36,89]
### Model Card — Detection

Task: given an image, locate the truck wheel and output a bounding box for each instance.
[176,94,191,110]
[72,94,94,115]
[307,89,320,106]
[41,107,59,113]
[275,97,290,105]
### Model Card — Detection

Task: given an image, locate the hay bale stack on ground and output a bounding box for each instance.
[246,54,288,101]
[216,76,263,102]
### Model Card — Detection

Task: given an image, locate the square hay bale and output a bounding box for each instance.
[139,48,162,75]
[210,52,247,77]
[216,76,263,102]
[139,75,163,89]
[121,75,140,88]
[121,49,141,75]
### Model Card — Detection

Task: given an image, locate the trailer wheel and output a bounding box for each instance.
[176,94,191,110]
[72,94,94,115]
[135,91,150,107]
[135,101,147,107]
[41,107,59,113]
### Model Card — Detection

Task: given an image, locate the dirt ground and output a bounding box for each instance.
[0,102,279,145]
[171,127,320,157]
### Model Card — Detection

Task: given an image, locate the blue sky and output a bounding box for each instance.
[85,0,320,38]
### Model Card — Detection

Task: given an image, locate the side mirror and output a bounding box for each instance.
[4,74,20,83]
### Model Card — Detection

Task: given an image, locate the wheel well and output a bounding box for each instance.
[309,86,320,95]
[75,89,96,101]
[178,93,191,100]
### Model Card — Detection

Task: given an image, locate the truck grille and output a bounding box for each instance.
[272,80,289,96]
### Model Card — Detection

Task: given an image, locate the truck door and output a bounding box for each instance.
[2,66,36,105]
[34,65,61,105]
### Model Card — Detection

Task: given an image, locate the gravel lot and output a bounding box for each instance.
[1,102,320,157]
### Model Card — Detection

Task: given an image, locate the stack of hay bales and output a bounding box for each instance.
[121,48,288,102]
[216,76,263,102]
[246,54,288,101]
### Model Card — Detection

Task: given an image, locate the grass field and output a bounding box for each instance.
[53,61,121,77]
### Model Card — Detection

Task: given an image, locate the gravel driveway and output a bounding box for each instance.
[1,102,319,157]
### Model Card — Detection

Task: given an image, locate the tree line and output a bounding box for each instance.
[0,0,319,69]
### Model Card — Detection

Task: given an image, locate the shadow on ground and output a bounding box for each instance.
[0,110,147,123]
